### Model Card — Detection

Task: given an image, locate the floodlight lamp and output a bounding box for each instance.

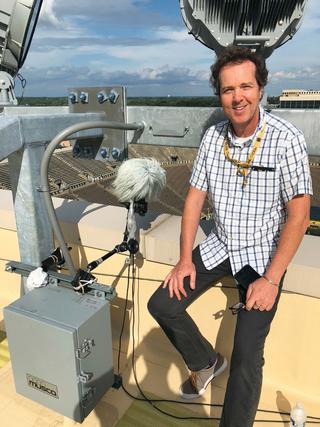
[180,0,308,58]
[0,0,43,105]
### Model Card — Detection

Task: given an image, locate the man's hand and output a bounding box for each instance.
[245,277,279,311]
[163,260,196,301]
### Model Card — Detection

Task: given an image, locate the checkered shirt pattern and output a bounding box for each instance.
[190,106,313,275]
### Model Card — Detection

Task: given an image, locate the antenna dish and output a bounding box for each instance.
[0,0,43,104]
[180,0,307,57]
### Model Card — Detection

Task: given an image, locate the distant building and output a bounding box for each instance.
[280,89,320,109]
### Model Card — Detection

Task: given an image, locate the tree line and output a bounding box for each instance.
[16,96,280,107]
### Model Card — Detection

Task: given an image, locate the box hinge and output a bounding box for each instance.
[76,338,94,359]
[79,371,94,384]
[81,387,95,408]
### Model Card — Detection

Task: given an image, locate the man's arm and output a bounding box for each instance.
[246,193,310,311]
[163,186,207,300]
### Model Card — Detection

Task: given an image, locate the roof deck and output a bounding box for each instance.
[0,189,319,426]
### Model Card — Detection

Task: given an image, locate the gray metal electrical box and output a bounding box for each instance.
[4,285,114,423]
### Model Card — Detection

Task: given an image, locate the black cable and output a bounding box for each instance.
[16,73,27,105]
[117,255,320,423]
[122,382,320,424]
[121,382,320,423]
[128,254,221,421]
[116,258,220,420]
[277,35,293,49]
[117,261,131,374]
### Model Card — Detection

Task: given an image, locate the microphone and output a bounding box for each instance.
[83,159,165,275]
[112,157,166,242]
[112,158,166,203]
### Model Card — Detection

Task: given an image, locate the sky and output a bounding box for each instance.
[18,0,320,98]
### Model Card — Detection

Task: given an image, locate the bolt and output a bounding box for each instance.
[69,92,78,104]
[100,148,109,159]
[111,147,121,160]
[108,90,119,104]
[97,92,104,103]
[49,277,58,286]
[79,92,88,103]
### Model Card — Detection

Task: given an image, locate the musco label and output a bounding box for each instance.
[27,374,59,399]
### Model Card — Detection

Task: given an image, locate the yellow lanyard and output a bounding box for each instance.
[224,123,267,188]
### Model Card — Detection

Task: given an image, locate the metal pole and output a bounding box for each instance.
[40,120,145,276]
[8,143,54,294]
[2,112,107,293]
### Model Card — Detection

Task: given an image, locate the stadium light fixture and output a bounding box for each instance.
[0,0,43,105]
[180,0,308,58]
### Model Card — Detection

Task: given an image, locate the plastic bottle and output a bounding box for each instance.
[290,402,307,427]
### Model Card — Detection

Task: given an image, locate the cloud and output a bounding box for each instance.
[31,36,170,52]
[39,0,62,28]
[26,17,211,72]
[24,64,208,85]
[19,61,319,97]
[155,27,190,42]
[300,0,320,31]
[29,1,198,71]
[19,63,211,97]
[267,66,320,95]
[270,67,320,81]
[20,0,320,97]
[43,0,175,27]
[55,0,148,15]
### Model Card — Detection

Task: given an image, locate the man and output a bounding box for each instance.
[148,46,312,427]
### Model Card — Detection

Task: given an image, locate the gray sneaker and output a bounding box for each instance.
[180,353,227,399]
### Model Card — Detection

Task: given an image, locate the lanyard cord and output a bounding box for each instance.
[224,122,267,187]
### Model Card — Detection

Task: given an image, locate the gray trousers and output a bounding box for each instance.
[147,246,283,427]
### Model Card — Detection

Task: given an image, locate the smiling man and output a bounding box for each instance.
[148,46,313,427]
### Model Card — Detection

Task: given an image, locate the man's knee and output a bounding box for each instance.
[147,286,180,319]
[147,292,160,318]
[148,286,169,319]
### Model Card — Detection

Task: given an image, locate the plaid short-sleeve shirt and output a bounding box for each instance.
[190,106,313,275]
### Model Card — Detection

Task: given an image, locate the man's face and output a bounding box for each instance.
[219,60,261,137]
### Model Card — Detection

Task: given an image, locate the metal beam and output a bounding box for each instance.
[3,112,107,292]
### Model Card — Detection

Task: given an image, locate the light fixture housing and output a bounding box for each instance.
[0,0,43,105]
[180,0,307,58]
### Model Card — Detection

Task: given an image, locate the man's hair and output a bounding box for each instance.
[210,46,268,95]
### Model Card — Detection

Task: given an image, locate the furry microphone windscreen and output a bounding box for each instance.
[112,158,166,203]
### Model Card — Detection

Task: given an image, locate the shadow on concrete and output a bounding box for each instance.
[95,256,241,426]
[276,390,292,423]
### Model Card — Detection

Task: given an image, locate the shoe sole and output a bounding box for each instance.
[180,357,228,400]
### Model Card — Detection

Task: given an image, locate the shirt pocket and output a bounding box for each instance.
[245,166,280,217]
